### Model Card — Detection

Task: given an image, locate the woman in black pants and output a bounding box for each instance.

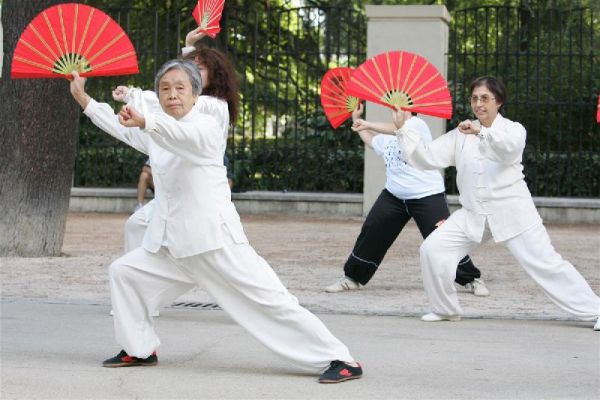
[326,104,488,297]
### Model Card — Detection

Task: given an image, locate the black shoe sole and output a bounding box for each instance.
[102,360,158,368]
[318,375,362,384]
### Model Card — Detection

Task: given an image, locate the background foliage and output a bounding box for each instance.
[444,1,600,196]
[74,0,598,197]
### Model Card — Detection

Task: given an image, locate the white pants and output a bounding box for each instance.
[110,224,353,372]
[419,215,600,320]
[124,201,153,253]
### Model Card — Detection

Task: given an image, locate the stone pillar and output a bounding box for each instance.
[362,5,450,215]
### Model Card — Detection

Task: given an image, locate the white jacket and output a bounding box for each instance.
[84,99,247,258]
[124,89,230,142]
[396,113,542,242]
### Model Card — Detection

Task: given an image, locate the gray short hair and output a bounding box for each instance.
[154,59,202,96]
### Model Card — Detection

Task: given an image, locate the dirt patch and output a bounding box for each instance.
[1,212,599,320]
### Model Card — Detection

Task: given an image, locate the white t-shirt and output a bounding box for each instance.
[371,117,445,200]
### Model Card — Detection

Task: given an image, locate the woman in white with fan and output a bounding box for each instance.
[107,29,236,318]
[353,76,600,329]
[325,102,489,300]
[70,60,363,382]
[113,29,236,257]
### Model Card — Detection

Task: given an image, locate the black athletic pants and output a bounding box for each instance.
[344,189,481,286]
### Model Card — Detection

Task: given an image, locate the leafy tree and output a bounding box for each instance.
[217,1,366,190]
[445,1,599,196]
[77,0,366,191]
[73,0,597,196]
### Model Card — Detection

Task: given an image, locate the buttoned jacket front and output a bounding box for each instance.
[84,99,246,258]
[397,113,541,243]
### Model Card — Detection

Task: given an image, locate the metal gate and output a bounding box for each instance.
[75,3,598,197]
[74,3,366,192]
[447,5,599,197]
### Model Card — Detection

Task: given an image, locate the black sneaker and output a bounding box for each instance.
[318,360,363,383]
[102,350,158,368]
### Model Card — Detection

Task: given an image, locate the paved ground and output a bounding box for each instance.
[1,301,598,400]
[1,212,600,399]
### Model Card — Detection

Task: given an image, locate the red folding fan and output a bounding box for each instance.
[320,67,359,129]
[346,51,452,119]
[192,0,225,39]
[596,95,600,124]
[11,3,138,79]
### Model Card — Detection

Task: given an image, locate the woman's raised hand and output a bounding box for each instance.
[118,105,146,129]
[351,118,371,132]
[457,119,481,135]
[185,27,206,47]
[352,102,364,122]
[391,106,412,130]
[112,86,130,102]
[69,71,90,109]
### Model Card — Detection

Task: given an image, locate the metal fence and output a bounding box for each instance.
[76,3,599,198]
[220,5,366,192]
[447,5,599,197]
[75,3,197,188]
[75,4,366,192]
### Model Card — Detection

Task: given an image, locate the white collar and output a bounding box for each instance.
[176,106,199,122]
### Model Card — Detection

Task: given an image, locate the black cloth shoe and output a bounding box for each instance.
[318,360,362,383]
[102,350,158,368]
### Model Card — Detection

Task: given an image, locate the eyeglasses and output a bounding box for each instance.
[470,95,496,104]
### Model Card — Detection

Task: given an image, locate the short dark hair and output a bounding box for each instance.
[470,76,507,106]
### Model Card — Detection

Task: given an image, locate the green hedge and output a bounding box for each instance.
[522,150,600,197]
[74,118,148,187]
[75,112,598,197]
[74,112,365,191]
[228,113,364,192]
[444,149,600,197]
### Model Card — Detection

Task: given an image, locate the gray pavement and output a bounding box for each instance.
[1,301,599,400]
[1,213,600,399]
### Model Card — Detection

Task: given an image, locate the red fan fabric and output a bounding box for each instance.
[346,51,452,120]
[597,95,600,124]
[11,3,138,79]
[192,0,225,39]
[320,67,359,129]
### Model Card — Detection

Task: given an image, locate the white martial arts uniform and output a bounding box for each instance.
[396,113,600,320]
[83,99,353,371]
[123,92,230,252]
[123,202,152,253]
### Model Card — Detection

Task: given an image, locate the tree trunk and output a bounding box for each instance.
[0,0,81,256]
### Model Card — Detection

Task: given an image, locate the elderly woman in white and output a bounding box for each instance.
[353,76,600,330]
[69,60,362,383]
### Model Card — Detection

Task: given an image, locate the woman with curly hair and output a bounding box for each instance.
[181,28,240,125]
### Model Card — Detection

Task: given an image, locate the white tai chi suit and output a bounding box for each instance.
[83,99,354,371]
[122,92,230,252]
[395,113,600,320]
